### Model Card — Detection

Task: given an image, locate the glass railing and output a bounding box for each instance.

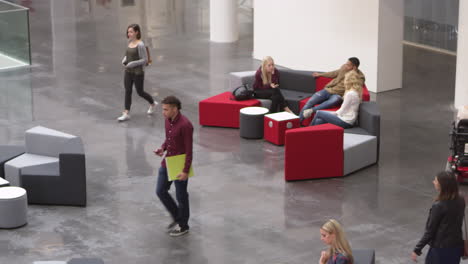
[0,0,31,70]
[404,0,459,53]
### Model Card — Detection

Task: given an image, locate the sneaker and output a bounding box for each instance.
[147,104,157,115]
[117,112,130,122]
[169,224,189,237]
[303,109,314,119]
[167,221,177,232]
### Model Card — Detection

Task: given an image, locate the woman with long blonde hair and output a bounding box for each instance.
[320,219,353,264]
[252,56,292,113]
[310,70,363,128]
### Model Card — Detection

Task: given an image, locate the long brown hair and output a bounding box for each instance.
[261,56,274,85]
[436,171,460,201]
[321,219,354,263]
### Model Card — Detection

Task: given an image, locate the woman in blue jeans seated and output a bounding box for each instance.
[310,70,362,129]
[319,219,353,264]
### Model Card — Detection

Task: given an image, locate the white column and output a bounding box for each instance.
[210,0,238,43]
[253,0,403,93]
[455,0,468,108]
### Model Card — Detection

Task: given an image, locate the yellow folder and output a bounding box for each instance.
[165,154,194,181]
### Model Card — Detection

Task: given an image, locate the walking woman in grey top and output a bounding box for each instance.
[118,24,157,122]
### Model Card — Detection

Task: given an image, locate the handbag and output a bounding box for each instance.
[463,213,468,259]
[230,84,254,101]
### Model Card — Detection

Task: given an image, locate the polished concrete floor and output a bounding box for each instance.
[0,1,464,264]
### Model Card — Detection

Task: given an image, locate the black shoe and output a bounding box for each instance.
[167,221,177,232]
[169,224,189,237]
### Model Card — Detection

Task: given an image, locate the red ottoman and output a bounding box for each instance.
[264,112,300,145]
[199,92,261,128]
[284,124,344,181]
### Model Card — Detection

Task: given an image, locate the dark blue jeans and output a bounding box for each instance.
[299,89,342,121]
[156,167,190,229]
[311,110,353,129]
[425,247,462,264]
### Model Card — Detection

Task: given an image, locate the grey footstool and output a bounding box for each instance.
[0,186,27,228]
[240,107,269,139]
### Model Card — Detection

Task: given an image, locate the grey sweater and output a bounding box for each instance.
[122,41,148,69]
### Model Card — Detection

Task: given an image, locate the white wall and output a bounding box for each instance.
[253,0,403,93]
[455,0,468,108]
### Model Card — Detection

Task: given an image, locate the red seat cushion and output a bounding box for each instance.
[199,92,261,128]
[285,124,344,181]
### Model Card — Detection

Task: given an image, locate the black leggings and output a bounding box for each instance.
[124,71,154,111]
[254,88,288,113]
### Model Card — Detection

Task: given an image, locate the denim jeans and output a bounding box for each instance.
[299,89,342,121]
[310,110,353,129]
[156,167,190,229]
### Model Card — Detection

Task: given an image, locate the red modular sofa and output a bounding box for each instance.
[199,71,370,128]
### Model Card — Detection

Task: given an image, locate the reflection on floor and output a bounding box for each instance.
[0,0,463,264]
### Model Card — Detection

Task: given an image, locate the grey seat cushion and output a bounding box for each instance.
[358,102,380,138]
[344,127,371,136]
[256,99,272,110]
[343,133,377,175]
[26,126,84,157]
[277,69,316,93]
[282,89,314,114]
[4,154,59,186]
[229,71,255,90]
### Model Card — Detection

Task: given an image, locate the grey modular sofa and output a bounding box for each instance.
[4,126,86,206]
[229,69,316,114]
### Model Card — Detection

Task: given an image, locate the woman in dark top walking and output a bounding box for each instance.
[118,24,157,122]
[320,219,353,264]
[412,171,465,264]
[253,56,292,114]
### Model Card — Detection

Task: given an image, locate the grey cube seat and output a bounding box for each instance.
[0,186,27,228]
[240,107,269,139]
[4,126,86,206]
[353,249,375,264]
[343,133,377,175]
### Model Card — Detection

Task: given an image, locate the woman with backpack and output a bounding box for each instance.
[118,24,157,122]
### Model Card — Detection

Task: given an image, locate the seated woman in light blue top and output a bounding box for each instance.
[310,70,362,129]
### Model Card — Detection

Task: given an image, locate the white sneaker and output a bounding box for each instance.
[147,104,157,115]
[303,109,314,119]
[117,112,130,121]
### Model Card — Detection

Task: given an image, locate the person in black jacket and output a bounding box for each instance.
[412,171,465,263]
